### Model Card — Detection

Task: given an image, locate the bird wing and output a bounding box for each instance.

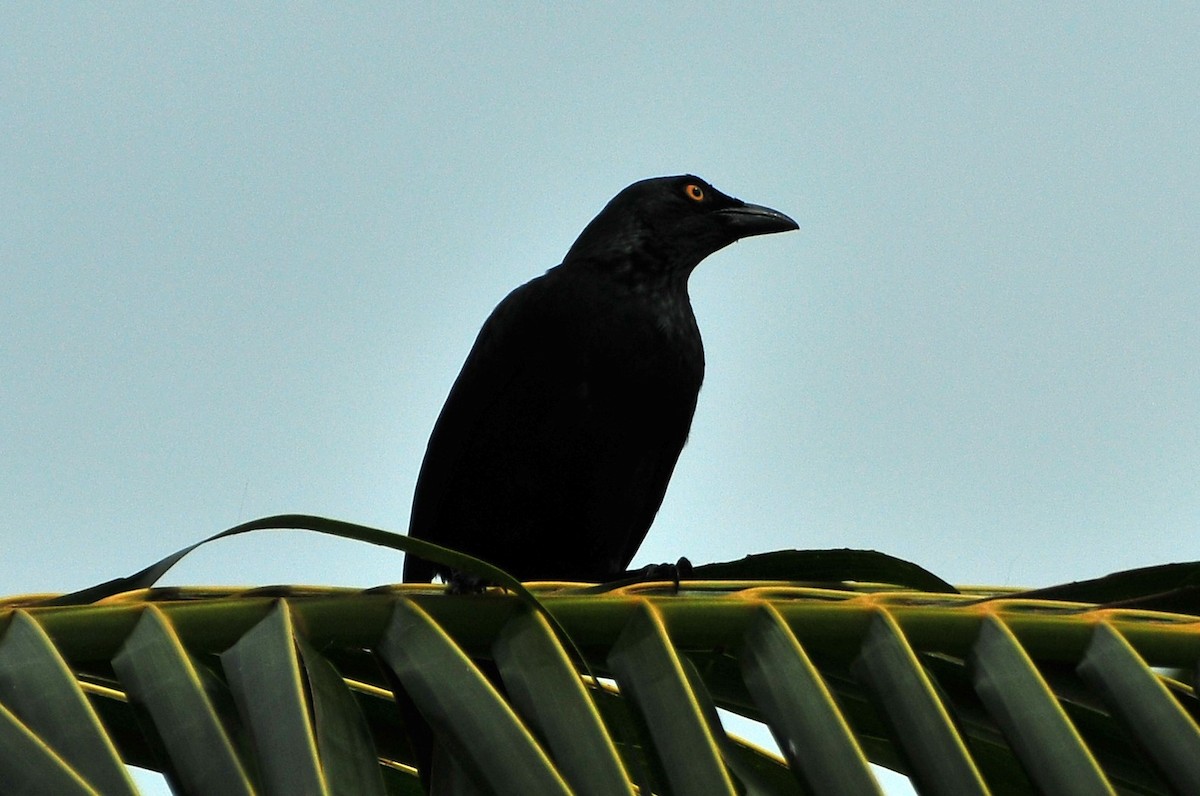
[609,420,694,573]
[402,275,558,581]
[403,267,702,583]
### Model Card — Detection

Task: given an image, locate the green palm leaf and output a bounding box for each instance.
[3,519,1200,794]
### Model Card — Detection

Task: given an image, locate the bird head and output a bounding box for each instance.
[563,175,798,280]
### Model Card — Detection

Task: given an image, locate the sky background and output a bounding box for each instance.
[3,5,1198,793]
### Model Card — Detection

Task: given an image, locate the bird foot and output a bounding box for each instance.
[635,556,693,589]
[445,571,488,594]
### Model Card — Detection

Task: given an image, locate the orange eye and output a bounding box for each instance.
[684,184,705,202]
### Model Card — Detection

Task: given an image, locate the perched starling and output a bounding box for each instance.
[403,175,797,585]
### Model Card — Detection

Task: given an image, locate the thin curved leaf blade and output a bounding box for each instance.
[970,616,1115,795]
[608,601,737,796]
[0,611,137,795]
[0,699,97,795]
[691,550,956,593]
[112,606,256,795]
[493,607,633,796]
[1077,622,1200,793]
[853,611,989,795]
[740,604,882,795]
[296,633,387,796]
[378,598,571,796]
[220,600,327,795]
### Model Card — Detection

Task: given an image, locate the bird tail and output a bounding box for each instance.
[401,551,437,584]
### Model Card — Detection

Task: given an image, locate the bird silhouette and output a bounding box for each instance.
[403,175,797,586]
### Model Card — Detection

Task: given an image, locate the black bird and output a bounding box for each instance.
[403,175,797,585]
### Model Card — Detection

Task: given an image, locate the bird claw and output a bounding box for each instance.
[636,556,693,590]
[445,571,487,594]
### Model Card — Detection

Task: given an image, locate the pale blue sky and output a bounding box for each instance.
[3,5,1198,791]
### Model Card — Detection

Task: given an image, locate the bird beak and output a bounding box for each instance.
[715,202,799,239]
